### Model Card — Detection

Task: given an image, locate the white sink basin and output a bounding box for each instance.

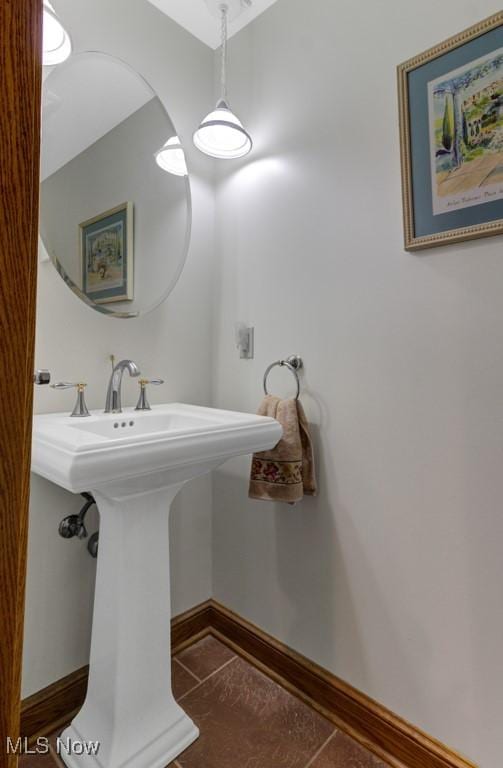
[32,402,281,494]
[31,403,281,768]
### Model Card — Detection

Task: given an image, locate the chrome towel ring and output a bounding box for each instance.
[263,355,303,400]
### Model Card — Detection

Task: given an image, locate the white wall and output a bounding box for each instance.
[211,2,503,766]
[23,0,216,697]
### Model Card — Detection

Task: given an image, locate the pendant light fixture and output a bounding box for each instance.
[43,1,72,67]
[155,135,188,176]
[193,3,252,159]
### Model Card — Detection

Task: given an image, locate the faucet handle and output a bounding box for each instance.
[51,382,91,418]
[135,378,164,411]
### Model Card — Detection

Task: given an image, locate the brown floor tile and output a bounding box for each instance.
[47,729,73,768]
[19,750,58,768]
[40,643,374,768]
[172,659,199,699]
[310,731,389,768]
[48,729,65,748]
[176,635,235,681]
[49,747,66,768]
[175,656,334,768]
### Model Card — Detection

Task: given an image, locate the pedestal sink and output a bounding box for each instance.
[31,403,281,768]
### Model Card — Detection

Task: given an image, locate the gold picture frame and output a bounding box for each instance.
[80,201,134,303]
[398,12,503,251]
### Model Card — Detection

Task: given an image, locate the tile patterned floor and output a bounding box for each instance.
[20,635,389,768]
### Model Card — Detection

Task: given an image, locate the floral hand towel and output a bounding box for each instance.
[249,395,317,504]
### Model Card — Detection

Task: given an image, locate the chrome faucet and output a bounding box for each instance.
[105,359,141,413]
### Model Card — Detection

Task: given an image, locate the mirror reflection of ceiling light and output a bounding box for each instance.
[193,3,252,159]
[154,136,188,177]
[43,1,72,67]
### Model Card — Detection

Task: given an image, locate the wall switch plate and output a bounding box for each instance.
[235,323,254,359]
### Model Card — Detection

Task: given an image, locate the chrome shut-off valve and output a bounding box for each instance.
[59,493,95,540]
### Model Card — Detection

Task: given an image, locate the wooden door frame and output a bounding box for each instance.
[0,1,43,766]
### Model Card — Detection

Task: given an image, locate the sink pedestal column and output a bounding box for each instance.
[59,482,199,768]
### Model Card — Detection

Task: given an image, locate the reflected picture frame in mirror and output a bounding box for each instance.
[40,51,192,319]
[80,201,134,304]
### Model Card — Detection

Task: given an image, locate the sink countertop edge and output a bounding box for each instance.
[31,413,282,494]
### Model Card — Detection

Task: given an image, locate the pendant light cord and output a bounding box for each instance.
[220,4,228,103]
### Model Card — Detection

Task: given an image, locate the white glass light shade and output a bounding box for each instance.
[155,136,188,176]
[193,101,252,160]
[43,4,72,66]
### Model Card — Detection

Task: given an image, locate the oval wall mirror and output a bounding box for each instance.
[40,52,191,318]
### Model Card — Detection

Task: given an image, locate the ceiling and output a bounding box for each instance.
[146,0,280,49]
[41,55,156,180]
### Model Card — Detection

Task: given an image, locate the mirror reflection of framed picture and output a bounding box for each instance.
[398,12,503,251]
[80,202,134,303]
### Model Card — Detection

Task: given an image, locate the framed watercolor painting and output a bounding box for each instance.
[398,12,503,251]
[80,202,134,303]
